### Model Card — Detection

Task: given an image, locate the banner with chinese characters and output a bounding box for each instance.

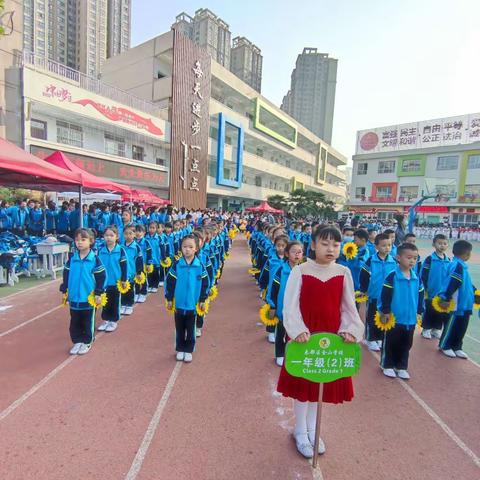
[169,30,211,209]
[356,113,480,155]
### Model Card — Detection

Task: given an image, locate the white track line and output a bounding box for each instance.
[125,362,183,480]
[466,334,480,345]
[0,305,62,338]
[368,350,480,468]
[311,463,325,480]
[0,279,60,301]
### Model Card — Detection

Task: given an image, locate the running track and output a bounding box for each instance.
[0,239,479,480]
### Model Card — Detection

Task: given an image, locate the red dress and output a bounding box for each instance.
[277,273,354,404]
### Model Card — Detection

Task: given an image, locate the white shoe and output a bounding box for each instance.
[454,350,469,359]
[184,353,193,363]
[137,294,147,303]
[396,369,410,380]
[147,288,153,293]
[293,434,313,459]
[307,433,326,455]
[124,306,133,315]
[120,306,127,315]
[421,329,432,339]
[69,343,83,355]
[442,349,456,358]
[159,282,164,287]
[196,328,202,337]
[267,333,275,344]
[383,368,397,378]
[97,320,109,331]
[105,321,118,332]
[431,329,442,339]
[366,340,380,351]
[150,288,158,293]
[275,357,284,367]
[376,340,383,348]
[134,294,139,303]
[176,352,185,361]
[77,343,91,355]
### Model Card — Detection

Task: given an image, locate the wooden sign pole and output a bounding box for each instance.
[312,383,324,468]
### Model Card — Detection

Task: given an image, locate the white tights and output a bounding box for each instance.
[293,400,318,442]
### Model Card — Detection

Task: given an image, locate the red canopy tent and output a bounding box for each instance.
[245,201,283,214]
[122,189,169,206]
[0,137,82,190]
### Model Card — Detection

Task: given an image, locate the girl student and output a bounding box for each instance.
[60,228,106,355]
[165,234,210,363]
[267,240,304,366]
[146,221,163,293]
[97,225,128,333]
[120,225,144,315]
[277,226,364,459]
[135,224,153,303]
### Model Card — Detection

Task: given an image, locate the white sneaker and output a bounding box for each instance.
[307,433,326,455]
[124,306,133,315]
[376,340,383,348]
[159,282,164,287]
[120,306,127,315]
[105,321,118,332]
[454,350,469,359]
[366,340,380,351]
[147,288,153,293]
[431,329,442,339]
[442,349,456,358]
[275,357,284,367]
[293,434,313,459]
[396,369,410,380]
[383,368,397,378]
[422,329,432,339]
[150,288,158,293]
[134,294,139,303]
[196,328,202,337]
[97,320,109,331]
[69,343,83,355]
[77,343,91,355]
[137,294,147,303]
[184,353,193,363]
[267,333,275,343]
[176,352,185,361]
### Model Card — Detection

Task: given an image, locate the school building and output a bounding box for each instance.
[349,114,480,226]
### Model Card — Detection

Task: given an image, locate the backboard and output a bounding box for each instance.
[422,177,457,202]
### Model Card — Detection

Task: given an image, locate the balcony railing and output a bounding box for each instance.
[22,52,162,117]
[369,196,396,203]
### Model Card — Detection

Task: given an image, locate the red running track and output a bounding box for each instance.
[0,239,479,479]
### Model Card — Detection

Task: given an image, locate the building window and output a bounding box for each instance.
[464,184,480,199]
[132,145,144,161]
[357,163,368,175]
[452,213,479,227]
[399,186,419,200]
[104,133,125,157]
[355,187,366,199]
[255,176,262,187]
[31,119,47,140]
[401,159,421,172]
[376,186,392,198]
[156,157,165,167]
[437,155,458,170]
[56,120,83,147]
[467,155,480,169]
[378,160,395,174]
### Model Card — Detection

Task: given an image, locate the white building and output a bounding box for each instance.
[231,36,262,93]
[349,114,480,226]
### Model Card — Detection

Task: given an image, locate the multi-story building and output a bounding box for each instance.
[15,52,170,196]
[349,114,480,226]
[281,48,337,144]
[100,30,347,210]
[230,36,262,93]
[23,0,130,76]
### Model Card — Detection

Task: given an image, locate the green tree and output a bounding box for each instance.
[266,194,288,211]
[288,189,335,219]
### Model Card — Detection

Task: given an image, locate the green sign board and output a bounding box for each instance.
[285,333,361,383]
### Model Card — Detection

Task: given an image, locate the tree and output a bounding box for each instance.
[266,194,288,211]
[288,189,335,219]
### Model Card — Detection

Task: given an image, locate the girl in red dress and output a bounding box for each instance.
[277,226,364,458]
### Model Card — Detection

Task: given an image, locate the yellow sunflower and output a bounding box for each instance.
[160,257,172,268]
[144,264,154,274]
[208,285,218,302]
[355,291,368,303]
[342,241,358,260]
[87,291,108,309]
[248,267,261,275]
[165,299,176,315]
[61,290,68,307]
[196,301,210,316]
[474,289,480,309]
[374,311,396,331]
[259,303,279,327]
[431,296,455,313]
[134,272,146,285]
[117,279,131,294]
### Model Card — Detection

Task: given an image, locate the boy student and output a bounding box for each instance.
[403,233,422,275]
[359,233,397,351]
[383,229,397,257]
[338,229,370,291]
[438,240,480,359]
[341,226,355,244]
[420,234,450,340]
[378,243,424,379]
[366,228,377,257]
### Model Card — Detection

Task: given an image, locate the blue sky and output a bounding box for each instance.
[132,0,480,162]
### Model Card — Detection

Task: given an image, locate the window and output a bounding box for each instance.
[56,120,83,147]
[467,155,480,169]
[378,160,395,174]
[401,159,421,172]
[452,213,479,227]
[376,186,392,198]
[31,119,47,140]
[255,176,262,187]
[132,145,144,161]
[357,163,368,175]
[355,187,366,199]
[104,133,125,157]
[399,186,419,200]
[437,155,458,170]
[464,185,480,198]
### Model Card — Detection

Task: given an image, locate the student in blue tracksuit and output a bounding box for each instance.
[45,201,58,234]
[157,222,170,286]
[87,204,99,232]
[337,229,370,292]
[146,221,163,292]
[366,229,378,257]
[383,229,397,257]
[60,228,106,355]
[121,225,143,316]
[10,200,29,235]
[57,203,71,236]
[164,223,175,260]
[165,234,209,363]
[268,241,304,366]
[27,201,44,236]
[359,233,397,351]
[403,233,422,275]
[135,224,152,303]
[69,203,81,236]
[97,225,127,333]
[438,240,480,359]
[97,204,110,237]
[0,201,13,232]
[378,243,424,380]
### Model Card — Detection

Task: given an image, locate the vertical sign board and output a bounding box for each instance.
[170,30,211,209]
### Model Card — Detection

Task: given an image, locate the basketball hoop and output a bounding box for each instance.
[435,194,450,203]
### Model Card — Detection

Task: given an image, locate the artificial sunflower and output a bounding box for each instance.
[259,303,279,327]
[228,229,236,240]
[61,290,68,307]
[261,288,267,301]
[215,270,221,280]
[134,272,146,285]
[196,301,210,316]
[87,291,108,309]
[374,311,396,331]
[208,285,218,301]
[117,279,131,294]
[144,264,154,274]
[416,314,422,329]
[342,241,358,260]
[225,252,230,260]
[355,291,368,303]
[165,299,176,315]
[474,289,480,309]
[174,253,182,261]
[248,267,261,275]
[160,257,172,268]
[431,296,455,313]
